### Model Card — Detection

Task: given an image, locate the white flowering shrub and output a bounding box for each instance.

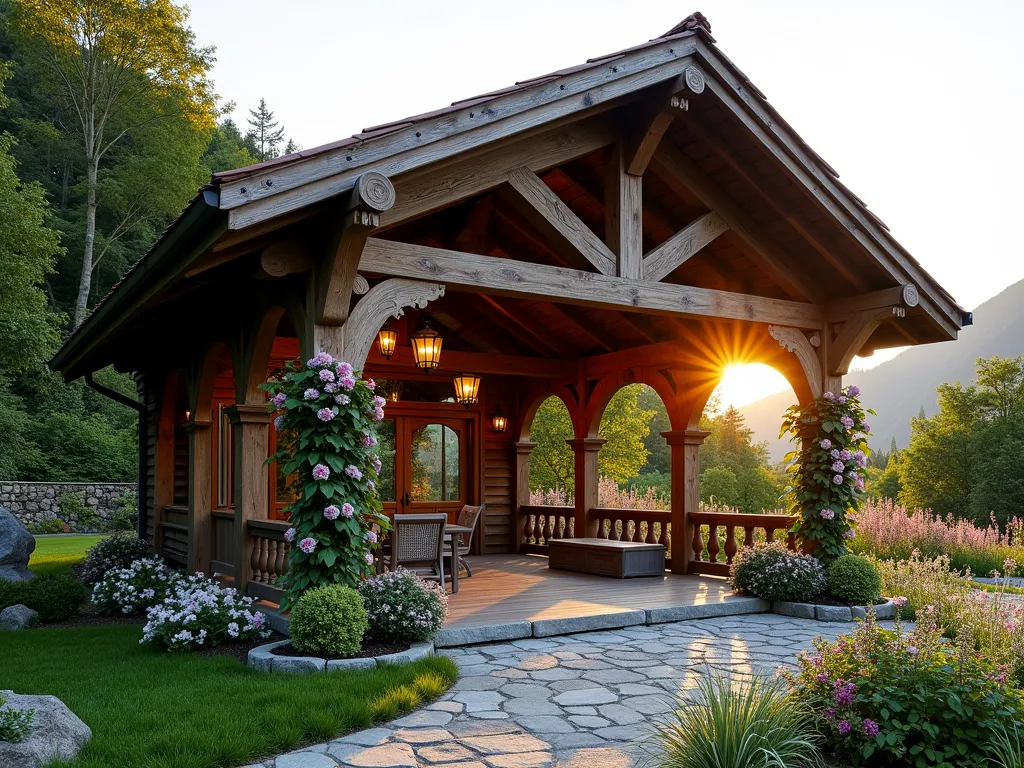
[729,541,827,603]
[141,573,271,652]
[359,569,449,644]
[92,556,180,615]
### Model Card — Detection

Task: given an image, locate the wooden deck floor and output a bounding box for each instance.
[445,553,744,628]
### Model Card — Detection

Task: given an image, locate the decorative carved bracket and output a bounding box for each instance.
[314,171,396,326]
[341,278,446,370]
[768,325,822,400]
[828,305,905,376]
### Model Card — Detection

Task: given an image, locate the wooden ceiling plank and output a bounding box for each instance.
[477,294,564,358]
[642,211,728,282]
[360,238,824,330]
[546,304,615,353]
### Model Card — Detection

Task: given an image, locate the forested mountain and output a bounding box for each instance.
[740,279,1024,461]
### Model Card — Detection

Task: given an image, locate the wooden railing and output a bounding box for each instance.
[246,520,291,603]
[519,505,574,552]
[687,511,797,577]
[210,510,235,576]
[159,505,189,567]
[592,508,672,564]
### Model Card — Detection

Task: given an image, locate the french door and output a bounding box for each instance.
[377,414,472,522]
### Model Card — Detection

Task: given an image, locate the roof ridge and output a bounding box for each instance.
[661,11,713,40]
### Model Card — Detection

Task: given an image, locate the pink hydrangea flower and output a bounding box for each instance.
[345,465,362,480]
[820,508,835,520]
[843,528,856,539]
[307,351,334,368]
[318,368,335,383]
[372,408,384,422]
[820,439,832,450]
[863,719,879,737]
[366,378,376,390]
[312,464,330,480]
[339,376,356,391]
[892,596,908,608]
[341,503,354,518]
[366,479,376,492]
[271,392,287,408]
[284,527,296,542]
[274,415,285,430]
[862,422,871,432]
[371,455,382,473]
[324,505,341,520]
[338,362,354,377]
[362,434,377,447]
[299,537,316,554]
[335,394,350,406]
[365,552,374,565]
[837,720,851,735]
[847,385,860,396]
[317,407,335,422]
[840,415,854,429]
[831,460,845,473]
[372,395,386,408]
[833,474,844,485]
[324,382,338,393]
[364,530,378,543]
[838,395,847,404]
[303,388,320,401]
[823,391,836,401]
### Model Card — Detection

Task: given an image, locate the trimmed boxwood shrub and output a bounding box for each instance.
[730,541,827,603]
[289,584,368,657]
[827,554,881,605]
[0,573,87,622]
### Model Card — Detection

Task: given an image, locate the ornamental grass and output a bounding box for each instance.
[649,672,823,768]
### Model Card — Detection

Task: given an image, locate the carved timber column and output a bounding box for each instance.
[567,438,605,538]
[338,278,446,369]
[226,404,273,593]
[663,429,709,575]
[769,325,823,401]
[310,171,396,355]
[185,416,213,575]
[514,441,536,551]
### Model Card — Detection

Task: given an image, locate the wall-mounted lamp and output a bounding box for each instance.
[491,408,508,433]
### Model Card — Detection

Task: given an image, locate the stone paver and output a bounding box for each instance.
[259,614,878,767]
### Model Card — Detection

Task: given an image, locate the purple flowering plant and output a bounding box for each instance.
[780,385,873,561]
[262,351,389,608]
[788,607,1024,767]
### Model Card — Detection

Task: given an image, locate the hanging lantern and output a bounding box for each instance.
[491,408,508,433]
[377,321,397,359]
[453,374,481,406]
[411,320,443,370]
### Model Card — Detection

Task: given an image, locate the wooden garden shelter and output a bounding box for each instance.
[50,13,969,604]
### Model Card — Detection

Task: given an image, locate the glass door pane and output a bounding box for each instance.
[377,419,397,503]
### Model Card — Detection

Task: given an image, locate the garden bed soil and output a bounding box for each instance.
[196,630,288,663]
[37,604,146,630]
[270,639,409,661]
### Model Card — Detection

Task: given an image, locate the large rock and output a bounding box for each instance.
[0,507,35,582]
[0,604,39,631]
[0,691,91,767]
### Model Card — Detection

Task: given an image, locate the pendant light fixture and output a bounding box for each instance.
[410,320,443,370]
[453,374,481,406]
[377,320,397,359]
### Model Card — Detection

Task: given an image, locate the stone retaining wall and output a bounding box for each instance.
[0,482,135,533]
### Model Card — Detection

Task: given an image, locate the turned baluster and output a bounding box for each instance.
[266,540,278,584]
[787,531,797,551]
[764,526,777,544]
[744,526,755,547]
[707,525,721,563]
[259,537,271,583]
[691,522,705,562]
[724,525,738,564]
[568,517,575,538]
[250,538,263,583]
[522,514,533,546]
[533,514,545,545]
[545,515,557,543]
[275,541,288,580]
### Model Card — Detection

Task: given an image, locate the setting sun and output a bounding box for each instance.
[711,363,794,412]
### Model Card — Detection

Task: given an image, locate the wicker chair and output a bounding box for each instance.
[448,504,484,578]
[388,513,447,587]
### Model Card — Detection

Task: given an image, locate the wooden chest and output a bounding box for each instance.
[547,538,666,578]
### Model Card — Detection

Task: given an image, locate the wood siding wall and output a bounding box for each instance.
[480,378,516,553]
[138,372,159,546]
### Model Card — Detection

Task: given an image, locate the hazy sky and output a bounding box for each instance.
[188,0,1022,404]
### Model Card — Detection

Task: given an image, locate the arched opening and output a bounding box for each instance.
[526,394,574,506]
[700,362,797,513]
[597,384,670,511]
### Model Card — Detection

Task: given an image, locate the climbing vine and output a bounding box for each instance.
[263,352,389,608]
[780,385,872,561]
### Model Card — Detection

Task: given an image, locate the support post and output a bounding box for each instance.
[185,416,213,574]
[514,440,536,551]
[567,438,605,538]
[664,429,709,574]
[226,404,273,593]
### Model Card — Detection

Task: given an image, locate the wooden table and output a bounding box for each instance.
[443,524,472,594]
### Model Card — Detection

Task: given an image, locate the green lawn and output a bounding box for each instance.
[28,534,106,575]
[0,625,457,768]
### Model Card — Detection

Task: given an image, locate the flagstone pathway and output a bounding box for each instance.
[248,614,866,768]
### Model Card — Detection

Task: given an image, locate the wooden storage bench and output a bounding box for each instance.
[548,538,666,578]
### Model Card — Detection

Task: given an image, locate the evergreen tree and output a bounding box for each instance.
[203,117,256,173]
[245,98,286,162]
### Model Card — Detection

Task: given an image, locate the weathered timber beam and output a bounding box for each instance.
[622,67,704,176]
[825,284,919,322]
[221,39,701,226]
[314,172,396,326]
[366,346,575,379]
[642,211,729,282]
[650,142,819,302]
[604,141,643,279]
[359,238,824,330]
[499,167,616,276]
[828,306,905,375]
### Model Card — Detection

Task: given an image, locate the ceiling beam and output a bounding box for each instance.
[642,211,728,282]
[604,141,643,279]
[366,346,575,379]
[360,238,824,330]
[650,142,819,302]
